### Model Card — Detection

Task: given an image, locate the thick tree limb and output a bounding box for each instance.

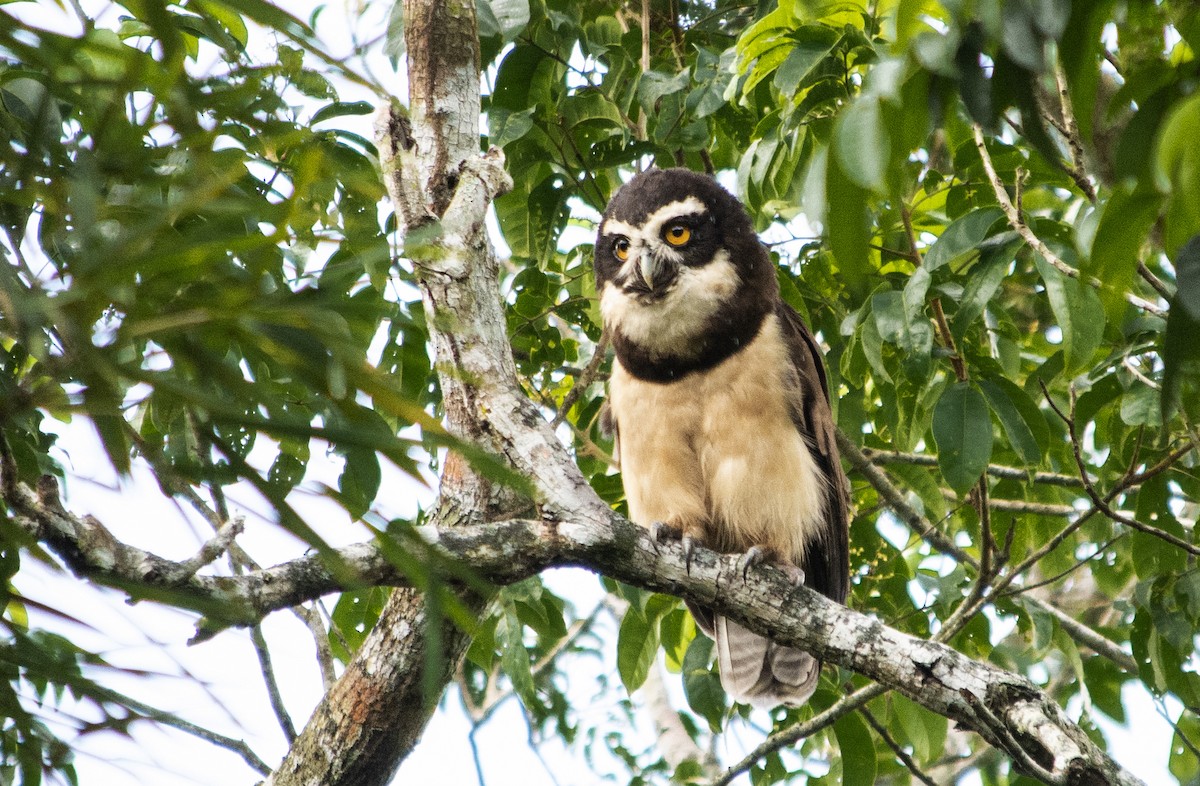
[5,471,1147,786]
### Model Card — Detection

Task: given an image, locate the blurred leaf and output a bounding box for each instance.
[1086,186,1162,325]
[1156,92,1200,254]
[825,148,873,293]
[1163,235,1200,420]
[933,382,993,494]
[1034,255,1105,377]
[834,97,890,195]
[833,711,876,786]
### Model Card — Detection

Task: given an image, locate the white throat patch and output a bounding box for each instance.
[600,248,740,358]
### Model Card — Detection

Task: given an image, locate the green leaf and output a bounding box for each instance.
[479,0,530,42]
[1174,233,1200,323]
[772,26,839,97]
[311,101,374,125]
[950,243,1014,338]
[1170,709,1200,783]
[825,147,873,293]
[834,96,889,194]
[932,382,993,494]
[1156,92,1200,254]
[924,207,1004,271]
[91,413,131,476]
[500,603,537,708]
[1034,255,1105,377]
[1163,235,1200,420]
[681,634,724,732]
[617,605,658,694]
[488,106,535,147]
[979,377,1045,465]
[872,289,932,381]
[833,711,876,786]
[1086,185,1163,325]
[891,693,948,764]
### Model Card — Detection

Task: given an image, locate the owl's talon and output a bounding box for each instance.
[737,546,766,582]
[737,546,806,586]
[681,534,697,575]
[780,564,806,587]
[651,520,682,546]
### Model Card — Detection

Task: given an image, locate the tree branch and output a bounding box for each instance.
[861,705,939,786]
[5,466,1147,785]
[972,125,1165,318]
[860,449,1083,487]
[834,430,978,568]
[713,684,890,786]
[1041,385,1200,557]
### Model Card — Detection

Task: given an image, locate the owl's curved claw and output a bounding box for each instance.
[650,521,681,554]
[648,521,699,573]
[737,546,766,582]
[736,546,806,586]
[681,534,698,575]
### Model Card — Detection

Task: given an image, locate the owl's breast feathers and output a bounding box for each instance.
[608,310,830,566]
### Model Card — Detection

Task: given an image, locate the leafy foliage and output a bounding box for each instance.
[1,0,1199,784]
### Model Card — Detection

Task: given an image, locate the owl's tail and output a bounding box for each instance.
[712,614,820,708]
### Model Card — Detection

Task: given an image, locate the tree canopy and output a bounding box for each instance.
[2,0,1199,784]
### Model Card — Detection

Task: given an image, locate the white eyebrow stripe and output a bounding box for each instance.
[601,217,643,239]
[642,197,707,234]
[600,196,709,241]
[600,195,710,282]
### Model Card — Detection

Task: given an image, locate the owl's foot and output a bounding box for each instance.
[737,545,806,586]
[651,521,701,575]
[650,520,680,546]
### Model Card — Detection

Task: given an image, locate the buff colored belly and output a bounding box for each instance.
[609,313,827,563]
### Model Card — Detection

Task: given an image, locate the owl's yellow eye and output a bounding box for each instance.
[613,236,631,261]
[664,224,691,246]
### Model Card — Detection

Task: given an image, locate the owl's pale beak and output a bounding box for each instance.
[637,253,676,292]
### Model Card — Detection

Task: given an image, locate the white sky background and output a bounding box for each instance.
[8,1,1182,784]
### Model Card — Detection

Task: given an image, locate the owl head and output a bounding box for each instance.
[594,168,777,381]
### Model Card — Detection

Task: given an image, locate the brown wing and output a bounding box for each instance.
[776,302,850,605]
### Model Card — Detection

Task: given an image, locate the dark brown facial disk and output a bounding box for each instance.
[594,168,778,382]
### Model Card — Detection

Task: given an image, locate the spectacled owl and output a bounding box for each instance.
[595,168,849,708]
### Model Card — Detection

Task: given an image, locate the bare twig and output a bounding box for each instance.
[173,517,244,581]
[940,489,1077,517]
[1053,66,1097,203]
[637,0,650,142]
[861,706,939,786]
[297,602,338,690]
[835,430,978,569]
[250,624,297,742]
[1023,596,1137,673]
[959,689,1059,783]
[900,202,924,267]
[550,334,609,429]
[863,449,1083,487]
[1041,383,1200,556]
[712,684,891,786]
[972,480,993,586]
[1137,261,1173,301]
[87,682,271,775]
[931,297,967,382]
